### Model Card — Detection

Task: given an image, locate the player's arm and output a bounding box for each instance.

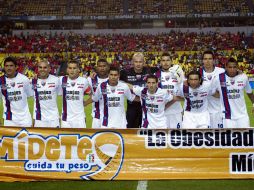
[92,85,101,102]
[165,95,183,109]
[244,76,254,114]
[212,91,220,98]
[126,83,133,91]
[26,78,34,97]
[125,84,137,102]
[211,76,220,98]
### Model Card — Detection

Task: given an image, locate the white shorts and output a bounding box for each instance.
[209,112,223,129]
[4,119,32,127]
[223,116,250,128]
[182,111,210,129]
[166,113,182,129]
[92,118,101,129]
[34,119,60,128]
[61,118,86,128]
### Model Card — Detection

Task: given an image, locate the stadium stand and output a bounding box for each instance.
[127,0,189,15]
[0,0,253,16]
[0,0,122,16]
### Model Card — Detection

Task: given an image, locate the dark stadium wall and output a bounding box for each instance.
[12,26,254,36]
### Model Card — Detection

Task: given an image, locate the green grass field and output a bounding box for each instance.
[0,95,254,190]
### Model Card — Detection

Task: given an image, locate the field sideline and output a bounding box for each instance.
[0,94,253,190]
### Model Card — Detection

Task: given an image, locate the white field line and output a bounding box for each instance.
[136,180,148,190]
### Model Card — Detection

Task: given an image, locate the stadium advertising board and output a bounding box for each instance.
[0,127,254,181]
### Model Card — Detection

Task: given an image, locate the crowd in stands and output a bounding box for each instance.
[0,0,252,16]
[0,31,254,78]
[1,31,253,53]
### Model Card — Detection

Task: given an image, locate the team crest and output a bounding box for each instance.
[150,96,155,101]
[41,81,46,86]
[110,88,116,93]
[207,75,212,80]
[193,92,198,96]
[136,75,141,80]
[71,82,76,87]
[230,80,235,85]
[10,82,15,87]
[165,75,170,81]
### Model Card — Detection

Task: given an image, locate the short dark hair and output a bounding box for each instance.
[146,74,158,83]
[161,52,171,58]
[4,56,17,66]
[226,57,237,66]
[97,58,108,64]
[68,60,80,68]
[202,50,214,60]
[109,66,120,74]
[187,70,203,85]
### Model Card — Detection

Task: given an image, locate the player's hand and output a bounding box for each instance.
[183,80,188,86]
[89,70,96,79]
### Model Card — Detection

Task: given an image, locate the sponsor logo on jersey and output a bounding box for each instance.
[207,75,212,80]
[41,81,46,86]
[193,92,198,96]
[71,82,76,87]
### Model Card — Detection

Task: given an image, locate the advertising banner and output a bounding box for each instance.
[0,127,254,181]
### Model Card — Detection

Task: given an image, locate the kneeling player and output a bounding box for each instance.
[129,75,174,129]
[178,70,219,129]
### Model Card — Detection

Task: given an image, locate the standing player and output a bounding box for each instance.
[155,52,184,128]
[60,61,90,128]
[129,75,174,129]
[120,52,157,128]
[0,57,33,127]
[214,58,254,128]
[199,51,225,128]
[178,70,219,129]
[31,60,61,128]
[87,59,109,128]
[93,66,136,128]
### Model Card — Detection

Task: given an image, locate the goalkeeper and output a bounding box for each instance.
[155,52,184,128]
